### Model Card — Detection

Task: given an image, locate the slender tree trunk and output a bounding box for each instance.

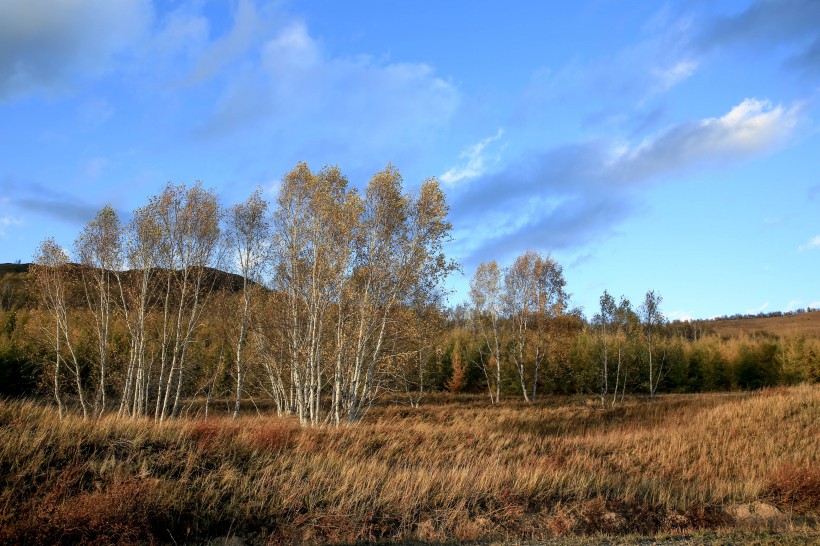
[648,340,654,399]
[612,344,622,408]
[232,284,250,420]
[532,331,542,401]
[56,303,88,419]
[54,320,64,419]
[154,272,173,420]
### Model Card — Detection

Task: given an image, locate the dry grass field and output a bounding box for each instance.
[705,311,820,339]
[1,385,818,545]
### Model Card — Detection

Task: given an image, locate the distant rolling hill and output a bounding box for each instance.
[0,263,249,311]
[702,311,820,338]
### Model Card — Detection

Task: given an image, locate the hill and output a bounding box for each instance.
[702,311,820,339]
[0,263,249,311]
[0,263,30,309]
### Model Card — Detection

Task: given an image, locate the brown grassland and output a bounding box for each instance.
[705,311,820,339]
[1,385,818,545]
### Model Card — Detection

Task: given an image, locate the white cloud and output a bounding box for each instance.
[198,20,460,157]
[262,21,321,75]
[517,9,697,132]
[0,215,23,238]
[188,0,270,84]
[452,98,804,263]
[746,302,769,315]
[799,234,820,251]
[667,310,694,322]
[265,178,282,199]
[440,129,504,186]
[654,60,699,91]
[786,299,803,311]
[618,99,800,181]
[142,6,209,76]
[717,99,796,147]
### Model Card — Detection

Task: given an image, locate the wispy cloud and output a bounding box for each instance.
[612,98,800,179]
[654,60,699,92]
[452,98,802,266]
[667,310,694,322]
[799,235,820,251]
[15,198,99,224]
[516,10,697,135]
[747,302,769,315]
[194,19,460,159]
[0,0,153,99]
[1,177,101,225]
[440,129,504,186]
[696,0,820,78]
[186,0,273,85]
[0,215,22,238]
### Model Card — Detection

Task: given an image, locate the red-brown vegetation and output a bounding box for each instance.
[1,385,818,544]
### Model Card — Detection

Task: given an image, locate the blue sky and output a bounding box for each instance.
[1,0,818,319]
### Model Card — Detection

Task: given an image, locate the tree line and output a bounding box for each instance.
[0,162,817,424]
[444,281,819,408]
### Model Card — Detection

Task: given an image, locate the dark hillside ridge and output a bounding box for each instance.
[0,263,30,310]
[0,263,251,310]
[0,263,29,274]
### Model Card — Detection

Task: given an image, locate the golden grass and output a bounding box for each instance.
[1,386,818,545]
[707,311,820,338]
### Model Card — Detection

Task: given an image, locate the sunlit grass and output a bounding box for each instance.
[1,386,818,544]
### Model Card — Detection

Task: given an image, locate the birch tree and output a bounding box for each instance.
[74,205,122,417]
[593,290,616,409]
[118,204,162,418]
[31,239,70,418]
[273,163,360,426]
[640,290,668,399]
[610,296,637,406]
[504,251,567,402]
[504,253,535,402]
[251,291,293,416]
[470,260,503,403]
[151,182,222,421]
[225,188,270,419]
[32,239,89,417]
[337,167,454,425]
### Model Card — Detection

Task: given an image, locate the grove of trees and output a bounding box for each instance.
[20,163,455,426]
[0,162,817,425]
